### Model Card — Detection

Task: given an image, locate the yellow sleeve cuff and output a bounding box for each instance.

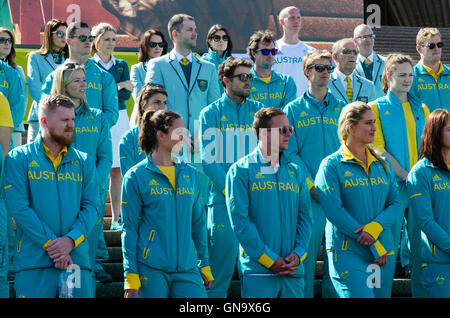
[373,240,387,257]
[363,221,383,241]
[125,273,141,290]
[200,266,214,282]
[42,239,52,250]
[73,235,85,248]
[306,178,314,191]
[258,253,275,269]
[299,252,307,264]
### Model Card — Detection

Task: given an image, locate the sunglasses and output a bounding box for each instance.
[149,41,166,48]
[72,35,95,42]
[227,73,253,82]
[53,31,65,38]
[257,48,278,56]
[356,34,376,40]
[269,126,294,135]
[307,64,335,73]
[212,35,229,42]
[423,42,444,49]
[64,62,82,69]
[341,48,359,55]
[0,37,13,45]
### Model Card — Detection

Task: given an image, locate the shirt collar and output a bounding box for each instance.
[94,53,116,70]
[174,51,193,64]
[336,68,354,84]
[340,144,378,174]
[421,61,444,81]
[358,51,374,64]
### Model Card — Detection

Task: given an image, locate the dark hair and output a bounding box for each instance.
[0,27,16,68]
[252,107,285,140]
[217,56,252,87]
[138,29,168,62]
[135,85,168,125]
[168,14,194,40]
[37,19,69,57]
[138,109,181,154]
[206,24,233,57]
[420,109,450,172]
[66,21,90,39]
[247,30,275,62]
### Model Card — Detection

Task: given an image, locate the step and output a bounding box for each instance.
[104,230,122,247]
[300,16,364,42]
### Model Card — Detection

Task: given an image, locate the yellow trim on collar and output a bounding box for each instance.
[422,61,444,82]
[258,253,275,269]
[363,221,383,241]
[42,141,68,171]
[125,273,141,291]
[340,144,378,175]
[200,266,214,282]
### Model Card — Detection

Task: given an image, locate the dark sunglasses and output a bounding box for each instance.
[0,37,13,45]
[307,64,335,73]
[356,34,376,40]
[269,126,294,135]
[227,73,253,82]
[257,48,278,56]
[423,42,444,49]
[341,48,359,55]
[72,35,95,42]
[212,35,229,42]
[53,31,65,38]
[64,62,82,69]
[149,41,166,48]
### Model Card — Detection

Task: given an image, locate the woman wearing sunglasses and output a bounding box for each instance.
[368,53,430,297]
[407,109,450,298]
[129,29,168,127]
[0,27,27,148]
[201,24,233,95]
[91,22,132,231]
[315,101,400,298]
[50,63,112,292]
[27,19,69,143]
[122,109,213,298]
[119,84,167,177]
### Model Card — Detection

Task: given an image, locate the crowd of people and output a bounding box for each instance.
[0,5,449,299]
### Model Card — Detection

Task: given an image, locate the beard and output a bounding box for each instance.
[48,126,75,147]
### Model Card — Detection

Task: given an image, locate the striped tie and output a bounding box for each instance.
[364,58,370,65]
[181,57,189,66]
[345,76,353,103]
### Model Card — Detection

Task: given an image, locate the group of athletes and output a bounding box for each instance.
[0,5,449,299]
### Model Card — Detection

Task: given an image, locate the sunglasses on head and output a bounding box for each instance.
[257,48,278,56]
[72,35,95,42]
[149,41,166,48]
[212,35,229,42]
[423,42,444,49]
[341,48,359,55]
[53,31,65,38]
[307,64,335,73]
[269,126,294,135]
[0,37,13,45]
[227,73,253,82]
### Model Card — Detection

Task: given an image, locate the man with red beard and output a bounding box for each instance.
[3,94,99,298]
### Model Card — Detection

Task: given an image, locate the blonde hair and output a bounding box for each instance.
[381,53,413,93]
[416,27,440,46]
[51,63,87,106]
[90,22,117,55]
[302,50,332,73]
[338,101,389,172]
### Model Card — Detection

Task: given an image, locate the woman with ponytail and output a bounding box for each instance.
[121,109,214,298]
[315,101,400,297]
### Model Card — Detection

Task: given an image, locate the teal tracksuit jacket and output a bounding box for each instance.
[42,59,119,128]
[0,60,24,129]
[201,48,228,95]
[121,155,210,290]
[249,68,297,109]
[119,126,146,177]
[2,135,99,273]
[411,62,450,112]
[0,147,8,298]
[225,147,312,277]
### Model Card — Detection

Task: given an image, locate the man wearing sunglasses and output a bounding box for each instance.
[247,30,297,109]
[328,38,376,106]
[225,107,312,298]
[199,57,263,298]
[273,6,315,98]
[41,22,119,129]
[353,24,386,99]
[283,50,347,298]
[411,28,450,112]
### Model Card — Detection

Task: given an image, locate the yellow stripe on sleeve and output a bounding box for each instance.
[363,221,383,241]
[200,266,214,282]
[258,253,275,269]
[124,273,141,290]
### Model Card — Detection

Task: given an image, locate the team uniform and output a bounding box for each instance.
[354,52,386,99]
[26,51,66,142]
[199,93,263,297]
[283,91,347,298]
[129,61,147,127]
[369,91,430,297]
[9,64,27,148]
[407,158,450,297]
[0,60,24,134]
[201,48,228,95]
[315,144,400,297]
[225,147,312,298]
[3,135,99,298]
[328,70,376,105]
[411,62,450,112]
[119,126,146,177]
[249,68,297,109]
[272,38,315,97]
[121,155,213,298]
